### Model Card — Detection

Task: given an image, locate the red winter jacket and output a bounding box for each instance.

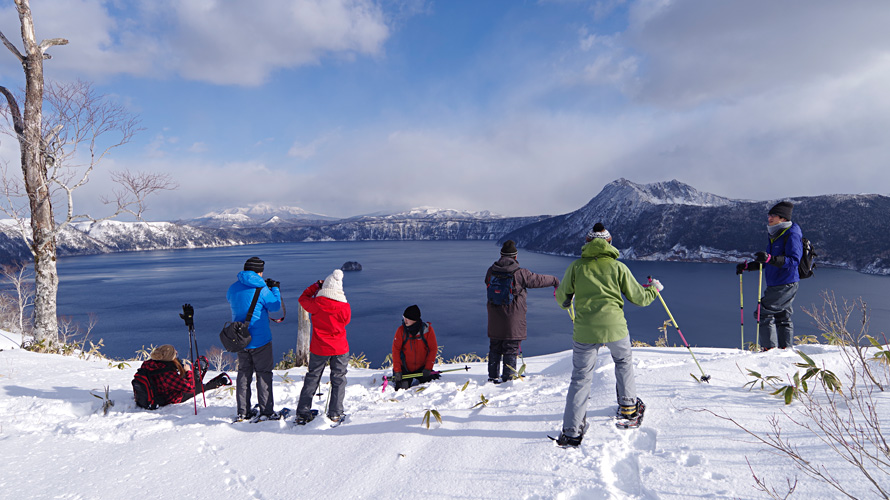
[139,359,195,405]
[298,282,351,356]
[392,322,437,374]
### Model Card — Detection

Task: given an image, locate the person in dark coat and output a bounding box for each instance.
[136,344,231,407]
[391,304,439,391]
[485,240,559,383]
[736,201,803,351]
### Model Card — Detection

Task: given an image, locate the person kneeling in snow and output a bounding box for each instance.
[390,304,439,391]
[133,344,231,409]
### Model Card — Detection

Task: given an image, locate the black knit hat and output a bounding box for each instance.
[403,304,422,322]
[768,201,793,221]
[244,256,264,273]
[500,240,518,257]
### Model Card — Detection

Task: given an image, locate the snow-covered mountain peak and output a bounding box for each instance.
[374,206,505,220]
[599,178,735,208]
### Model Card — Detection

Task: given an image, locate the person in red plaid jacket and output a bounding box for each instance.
[139,345,231,405]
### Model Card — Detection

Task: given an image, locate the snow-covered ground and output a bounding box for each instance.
[0,330,886,499]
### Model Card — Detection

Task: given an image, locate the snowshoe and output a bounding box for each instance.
[549,433,582,447]
[615,398,645,429]
[327,413,347,427]
[233,404,260,423]
[295,409,319,426]
[250,407,291,423]
[549,418,588,447]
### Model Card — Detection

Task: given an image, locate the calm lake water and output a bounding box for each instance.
[42,240,890,364]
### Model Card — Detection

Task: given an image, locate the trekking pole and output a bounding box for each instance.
[400,366,471,379]
[382,366,470,390]
[180,304,200,415]
[739,273,744,351]
[647,277,711,383]
[190,320,207,409]
[756,263,763,351]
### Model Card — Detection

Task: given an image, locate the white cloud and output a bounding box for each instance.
[623,0,890,108]
[1,0,392,86]
[287,130,340,159]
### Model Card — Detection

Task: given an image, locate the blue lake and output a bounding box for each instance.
[44,240,890,364]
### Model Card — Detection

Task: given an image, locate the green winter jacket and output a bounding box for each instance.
[555,239,658,344]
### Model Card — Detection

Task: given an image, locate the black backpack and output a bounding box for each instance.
[798,237,816,279]
[132,366,174,410]
[487,271,515,306]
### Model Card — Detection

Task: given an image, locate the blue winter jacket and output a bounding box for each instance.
[226,271,282,350]
[764,223,803,287]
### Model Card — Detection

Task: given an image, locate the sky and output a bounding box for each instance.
[2,330,887,499]
[1,0,889,221]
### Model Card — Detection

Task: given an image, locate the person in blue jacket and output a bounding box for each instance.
[736,201,803,351]
[227,256,282,421]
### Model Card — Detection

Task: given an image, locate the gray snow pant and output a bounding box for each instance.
[236,342,274,417]
[562,337,636,438]
[297,352,349,418]
[758,282,798,349]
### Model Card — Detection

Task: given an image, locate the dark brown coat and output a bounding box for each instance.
[485,256,559,341]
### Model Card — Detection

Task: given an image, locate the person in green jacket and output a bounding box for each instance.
[553,223,663,447]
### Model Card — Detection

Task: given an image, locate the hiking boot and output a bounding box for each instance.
[555,433,582,447]
[328,414,344,423]
[296,413,315,425]
[618,398,644,420]
[487,378,502,385]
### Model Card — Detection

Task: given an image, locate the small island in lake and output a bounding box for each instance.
[341,261,363,271]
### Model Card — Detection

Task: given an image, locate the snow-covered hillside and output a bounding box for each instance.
[1,331,885,499]
[190,203,337,228]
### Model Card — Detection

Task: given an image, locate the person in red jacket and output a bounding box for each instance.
[296,269,352,424]
[135,344,231,407]
[391,304,439,391]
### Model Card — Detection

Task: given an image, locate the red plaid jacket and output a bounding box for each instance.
[139,359,195,404]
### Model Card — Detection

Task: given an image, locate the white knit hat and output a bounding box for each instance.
[316,269,347,303]
[585,222,612,242]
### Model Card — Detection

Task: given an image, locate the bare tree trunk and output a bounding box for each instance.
[296,305,311,366]
[12,0,64,343]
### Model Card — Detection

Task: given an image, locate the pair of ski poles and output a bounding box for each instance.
[381,365,470,392]
[561,279,711,383]
[739,262,764,352]
[180,304,206,415]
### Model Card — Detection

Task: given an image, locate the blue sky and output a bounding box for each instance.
[1,0,889,220]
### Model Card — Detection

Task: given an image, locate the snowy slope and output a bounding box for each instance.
[0,331,886,499]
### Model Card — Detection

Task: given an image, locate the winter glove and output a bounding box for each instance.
[265,278,280,289]
[316,280,325,288]
[754,251,771,264]
[423,369,441,381]
[391,372,402,382]
[768,254,786,268]
[650,279,664,292]
[197,355,209,376]
[180,303,194,328]
[735,263,747,275]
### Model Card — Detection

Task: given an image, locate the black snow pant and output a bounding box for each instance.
[181,373,231,403]
[488,339,521,382]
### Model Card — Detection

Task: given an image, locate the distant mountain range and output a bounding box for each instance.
[2,181,889,275]
[502,179,890,275]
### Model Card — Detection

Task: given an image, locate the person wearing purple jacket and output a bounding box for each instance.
[736,201,803,351]
[485,240,559,383]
